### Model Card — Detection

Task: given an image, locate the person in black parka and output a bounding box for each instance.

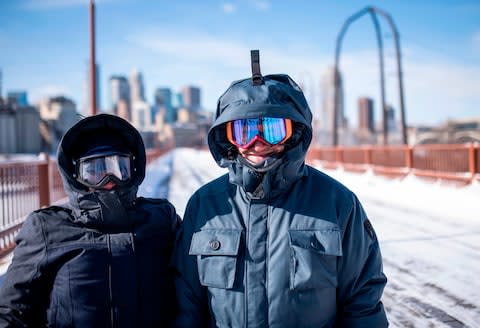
[0,114,179,327]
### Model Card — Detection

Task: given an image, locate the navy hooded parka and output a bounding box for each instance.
[173,74,388,327]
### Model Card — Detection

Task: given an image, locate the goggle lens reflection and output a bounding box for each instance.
[78,154,131,186]
[227,117,292,149]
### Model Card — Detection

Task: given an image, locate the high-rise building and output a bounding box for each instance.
[7,91,28,107]
[39,96,79,152]
[154,87,176,123]
[128,69,150,130]
[129,69,145,103]
[320,66,345,144]
[358,97,375,133]
[131,101,153,131]
[387,105,396,132]
[110,75,130,105]
[154,88,172,107]
[174,92,184,109]
[0,107,16,153]
[109,75,130,117]
[181,86,201,112]
[0,103,42,154]
[116,99,130,122]
[15,106,41,153]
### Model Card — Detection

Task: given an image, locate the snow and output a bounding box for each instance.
[2,147,479,327]
[0,253,12,287]
[317,163,480,327]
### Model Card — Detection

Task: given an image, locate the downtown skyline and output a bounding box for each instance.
[1,0,479,126]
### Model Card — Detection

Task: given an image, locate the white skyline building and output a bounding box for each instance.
[319,66,345,145]
[131,100,153,131]
[129,69,153,131]
[129,69,145,104]
[39,96,79,152]
[109,75,130,117]
[110,76,130,106]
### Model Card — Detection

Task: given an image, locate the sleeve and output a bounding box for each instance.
[171,195,209,328]
[158,200,182,328]
[336,194,389,327]
[170,204,182,234]
[0,214,53,327]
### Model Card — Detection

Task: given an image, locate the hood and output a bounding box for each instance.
[57,114,146,229]
[207,73,313,198]
[208,74,312,164]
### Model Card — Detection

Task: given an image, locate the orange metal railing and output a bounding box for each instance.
[0,158,55,259]
[306,143,479,182]
[0,147,172,259]
[1,144,477,259]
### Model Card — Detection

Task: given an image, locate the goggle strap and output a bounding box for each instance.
[285,119,293,142]
[251,50,264,86]
[76,174,128,189]
[226,121,234,146]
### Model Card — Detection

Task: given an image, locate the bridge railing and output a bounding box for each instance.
[0,147,171,259]
[2,144,477,259]
[306,143,479,183]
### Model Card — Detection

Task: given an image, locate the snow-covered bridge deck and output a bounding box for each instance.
[155,148,480,328]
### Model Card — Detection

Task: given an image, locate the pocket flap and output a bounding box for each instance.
[289,229,342,256]
[189,229,241,256]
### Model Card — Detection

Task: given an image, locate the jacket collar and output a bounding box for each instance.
[65,184,137,231]
[228,146,307,200]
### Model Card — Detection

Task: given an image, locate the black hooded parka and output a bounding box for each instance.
[173,75,388,327]
[0,114,179,327]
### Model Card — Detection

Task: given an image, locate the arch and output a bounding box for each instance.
[333,6,407,146]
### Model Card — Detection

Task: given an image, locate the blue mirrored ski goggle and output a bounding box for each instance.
[226,117,293,149]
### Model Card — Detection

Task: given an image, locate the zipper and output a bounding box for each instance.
[107,234,114,328]
[130,232,136,253]
[130,232,136,324]
[244,200,251,328]
[266,204,271,325]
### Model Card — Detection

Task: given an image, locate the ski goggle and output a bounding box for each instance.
[226,117,293,149]
[75,152,132,188]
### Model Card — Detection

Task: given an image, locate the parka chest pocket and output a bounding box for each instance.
[288,229,342,291]
[189,229,241,289]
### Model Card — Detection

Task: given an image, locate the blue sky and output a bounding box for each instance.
[1,0,479,126]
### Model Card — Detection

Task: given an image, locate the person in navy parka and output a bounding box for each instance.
[173,51,388,327]
[0,114,179,327]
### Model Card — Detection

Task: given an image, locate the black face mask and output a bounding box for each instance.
[75,189,135,232]
[237,153,284,193]
[95,190,134,229]
[237,150,284,172]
